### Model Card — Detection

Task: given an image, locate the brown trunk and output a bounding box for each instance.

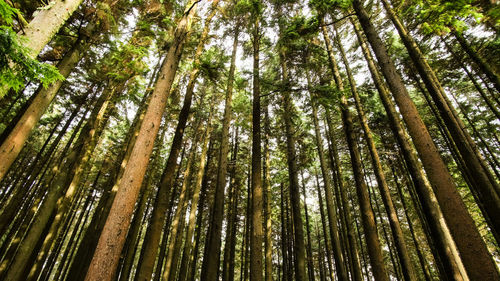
[319,18,389,281]
[350,18,466,280]
[250,6,264,281]
[334,23,417,281]
[83,2,197,279]
[382,0,500,247]
[0,37,87,181]
[279,45,307,281]
[353,2,486,279]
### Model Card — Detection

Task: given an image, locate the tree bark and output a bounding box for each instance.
[83,2,197,279]
[250,5,264,281]
[353,2,483,279]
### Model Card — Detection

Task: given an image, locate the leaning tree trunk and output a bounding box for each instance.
[333,24,417,281]
[0,35,89,181]
[350,17,466,281]
[353,1,496,279]
[320,18,389,281]
[381,0,500,246]
[83,2,197,280]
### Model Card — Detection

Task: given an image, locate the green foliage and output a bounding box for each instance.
[412,0,484,34]
[0,0,63,96]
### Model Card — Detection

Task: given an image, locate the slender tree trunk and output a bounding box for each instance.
[307,73,348,281]
[319,18,390,281]
[162,121,203,281]
[250,6,264,281]
[322,114,363,281]
[280,183,290,281]
[300,172,315,281]
[391,165,433,281]
[222,128,240,281]
[2,86,112,281]
[453,31,500,92]
[83,2,197,279]
[334,23,417,281]
[313,172,334,281]
[178,118,212,281]
[278,47,308,281]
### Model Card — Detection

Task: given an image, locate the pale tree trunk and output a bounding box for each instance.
[0,0,85,97]
[83,2,198,280]
[19,0,84,59]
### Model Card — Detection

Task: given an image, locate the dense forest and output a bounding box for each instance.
[0,0,499,280]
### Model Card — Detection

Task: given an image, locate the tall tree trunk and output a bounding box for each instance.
[381,0,500,246]
[83,2,197,279]
[178,118,212,281]
[2,86,113,281]
[162,121,203,281]
[278,46,308,281]
[300,172,315,281]
[307,75,348,281]
[313,172,334,281]
[333,23,417,281]
[350,18,466,281]
[250,5,264,281]
[353,2,490,279]
[221,128,240,281]
[319,18,389,281]
[322,114,363,281]
[263,105,273,281]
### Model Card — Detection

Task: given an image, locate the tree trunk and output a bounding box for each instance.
[307,74,348,281]
[353,2,483,279]
[83,2,197,279]
[250,6,264,281]
[334,23,417,281]
[381,0,500,247]
[0,36,87,181]
[19,0,84,59]
[319,18,389,281]
[279,46,308,281]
